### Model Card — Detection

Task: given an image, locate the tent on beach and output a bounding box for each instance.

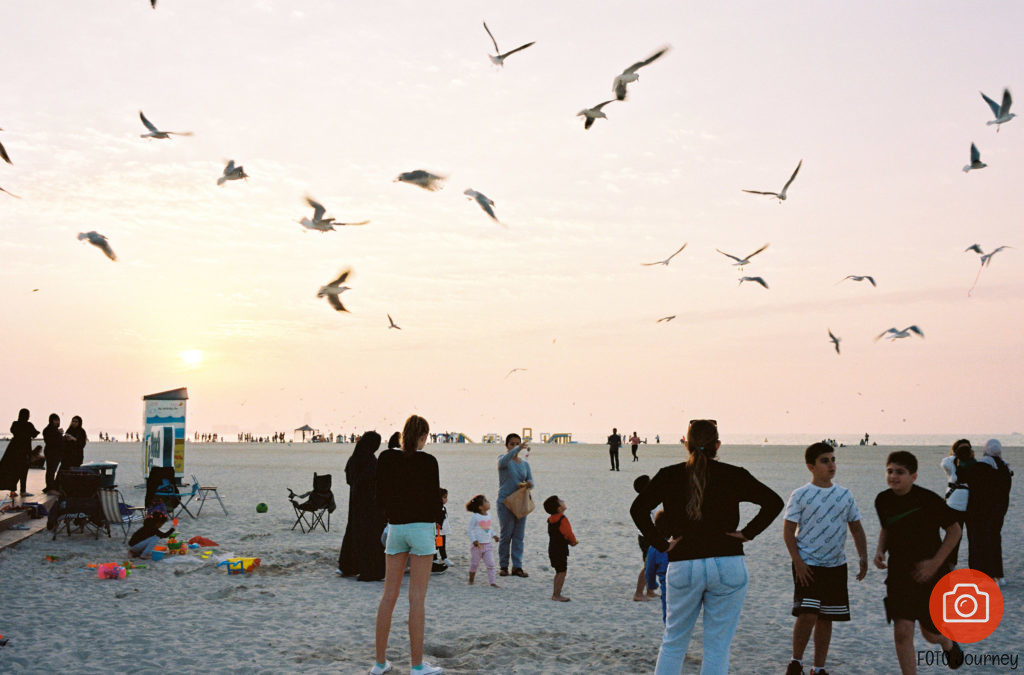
[294,424,316,442]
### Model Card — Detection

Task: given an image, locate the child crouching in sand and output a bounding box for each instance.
[466,494,500,587]
[544,494,578,602]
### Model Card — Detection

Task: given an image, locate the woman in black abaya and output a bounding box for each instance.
[1,408,39,497]
[336,431,388,581]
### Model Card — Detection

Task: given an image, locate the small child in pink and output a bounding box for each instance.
[466,494,500,587]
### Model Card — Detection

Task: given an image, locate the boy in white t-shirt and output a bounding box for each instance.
[783,442,868,675]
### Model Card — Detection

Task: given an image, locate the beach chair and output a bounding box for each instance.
[98,487,145,541]
[146,467,198,519]
[156,481,199,520]
[51,468,104,540]
[191,474,228,516]
[287,473,336,533]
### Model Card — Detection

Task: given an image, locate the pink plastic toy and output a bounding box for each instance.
[96,562,126,579]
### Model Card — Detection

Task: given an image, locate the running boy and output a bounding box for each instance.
[544,495,578,602]
[874,451,964,674]
[783,442,868,675]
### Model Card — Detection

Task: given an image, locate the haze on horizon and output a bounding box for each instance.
[1,1,1022,442]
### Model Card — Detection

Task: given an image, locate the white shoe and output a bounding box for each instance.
[412,662,444,674]
[368,661,392,674]
[442,558,453,567]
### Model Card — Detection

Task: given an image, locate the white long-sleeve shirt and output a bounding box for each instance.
[467,512,495,544]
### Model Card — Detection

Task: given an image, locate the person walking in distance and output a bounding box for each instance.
[608,428,622,471]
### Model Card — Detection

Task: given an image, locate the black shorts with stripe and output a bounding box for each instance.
[791,562,850,621]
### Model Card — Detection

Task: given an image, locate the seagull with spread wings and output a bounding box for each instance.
[743,160,802,201]
[840,275,876,287]
[138,110,192,139]
[464,189,502,225]
[387,314,401,330]
[217,160,248,185]
[642,243,687,266]
[828,329,841,355]
[394,170,446,191]
[963,143,987,172]
[577,100,616,130]
[981,88,1015,131]
[505,368,527,379]
[657,315,676,323]
[299,196,368,232]
[716,243,769,269]
[875,326,924,341]
[482,21,535,67]
[77,231,117,261]
[317,269,352,312]
[739,276,769,289]
[613,46,670,101]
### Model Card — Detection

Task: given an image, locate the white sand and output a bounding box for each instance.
[0,441,1019,673]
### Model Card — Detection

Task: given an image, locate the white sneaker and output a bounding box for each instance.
[368,661,392,674]
[442,558,453,567]
[411,662,444,675]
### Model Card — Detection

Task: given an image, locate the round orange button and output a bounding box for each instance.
[929,568,1003,643]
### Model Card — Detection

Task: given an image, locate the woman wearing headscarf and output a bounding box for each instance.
[631,419,783,675]
[1,409,39,497]
[940,439,975,567]
[964,439,1013,585]
[337,430,387,581]
[42,413,64,493]
[62,416,88,469]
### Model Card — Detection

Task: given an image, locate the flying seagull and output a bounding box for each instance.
[739,276,769,289]
[577,100,616,130]
[968,245,1012,296]
[464,189,502,225]
[0,129,11,164]
[394,170,446,191]
[217,160,248,185]
[840,275,876,287]
[963,143,986,172]
[299,196,369,232]
[317,268,352,312]
[0,186,20,199]
[505,368,527,379]
[657,315,676,323]
[743,160,802,201]
[642,243,687,266]
[613,46,670,101]
[77,231,117,261]
[716,243,769,269]
[138,111,192,139]
[482,21,535,67]
[875,326,924,341]
[387,313,401,330]
[828,329,841,355]
[981,88,1015,131]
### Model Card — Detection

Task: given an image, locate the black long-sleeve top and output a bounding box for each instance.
[43,425,64,456]
[375,448,442,525]
[129,520,173,547]
[630,459,783,561]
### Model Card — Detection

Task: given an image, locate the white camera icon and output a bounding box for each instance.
[942,583,989,623]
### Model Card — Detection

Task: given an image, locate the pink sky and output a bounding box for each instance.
[1,2,1022,441]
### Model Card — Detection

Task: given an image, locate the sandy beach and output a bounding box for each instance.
[0,440,1019,674]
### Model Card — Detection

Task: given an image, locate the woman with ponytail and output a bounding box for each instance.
[631,419,783,674]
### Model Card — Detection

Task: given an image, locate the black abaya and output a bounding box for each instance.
[337,432,386,580]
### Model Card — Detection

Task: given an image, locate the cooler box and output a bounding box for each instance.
[80,461,118,488]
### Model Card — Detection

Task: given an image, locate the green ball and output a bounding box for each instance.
[256,502,268,513]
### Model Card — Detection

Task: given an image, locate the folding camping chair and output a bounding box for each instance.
[98,487,145,541]
[191,474,228,516]
[287,473,336,533]
[51,468,104,540]
[147,467,199,519]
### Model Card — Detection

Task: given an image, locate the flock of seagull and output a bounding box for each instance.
[1,14,1018,360]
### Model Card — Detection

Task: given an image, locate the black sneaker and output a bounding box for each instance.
[944,642,964,670]
[785,661,804,675]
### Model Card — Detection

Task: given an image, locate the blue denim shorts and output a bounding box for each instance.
[385,522,436,556]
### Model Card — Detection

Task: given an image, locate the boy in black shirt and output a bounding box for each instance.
[873,451,964,673]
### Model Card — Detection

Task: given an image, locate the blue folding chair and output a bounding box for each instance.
[154,480,199,520]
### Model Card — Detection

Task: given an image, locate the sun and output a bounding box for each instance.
[180,349,204,368]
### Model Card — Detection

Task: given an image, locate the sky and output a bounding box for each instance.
[1,1,1023,442]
